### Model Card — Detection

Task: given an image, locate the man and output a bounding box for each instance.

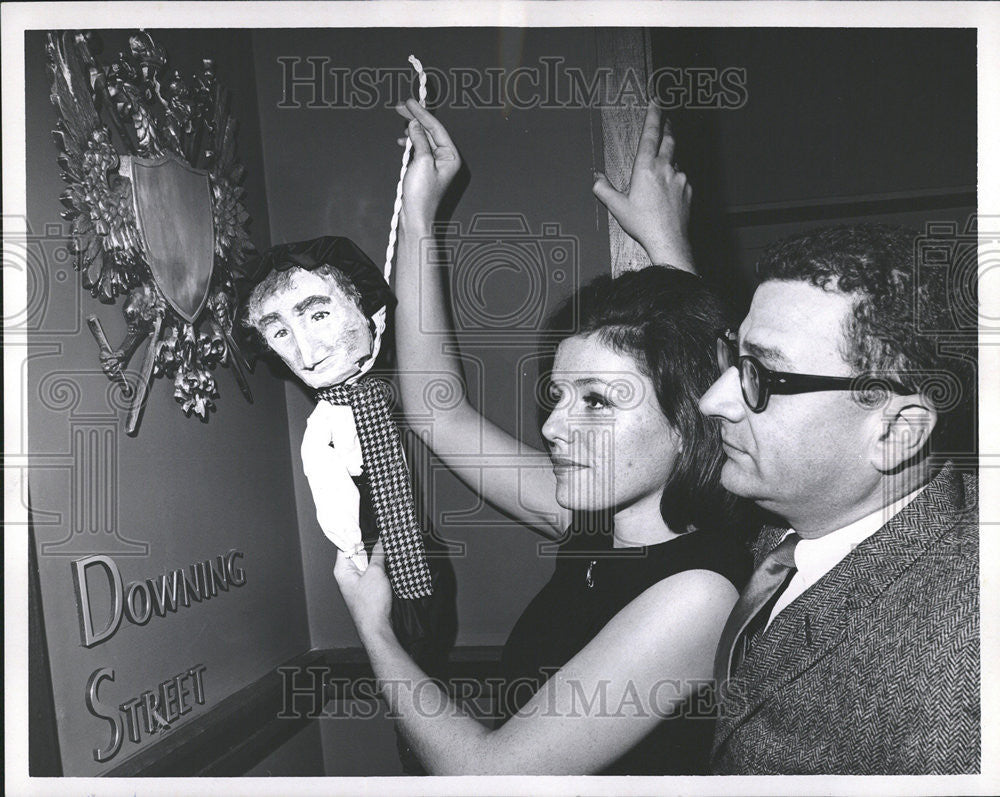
[700,224,978,774]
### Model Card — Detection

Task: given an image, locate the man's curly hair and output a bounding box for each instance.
[755,224,974,449]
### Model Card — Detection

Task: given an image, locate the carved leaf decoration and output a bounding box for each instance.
[203,80,255,273]
[47,32,145,302]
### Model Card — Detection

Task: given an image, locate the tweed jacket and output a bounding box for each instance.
[711,461,979,774]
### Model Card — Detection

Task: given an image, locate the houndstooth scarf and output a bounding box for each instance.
[316,377,433,599]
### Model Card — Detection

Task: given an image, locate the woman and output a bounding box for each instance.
[333,100,750,774]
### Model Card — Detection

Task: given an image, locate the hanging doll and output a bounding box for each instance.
[236,234,440,591]
[236,236,451,771]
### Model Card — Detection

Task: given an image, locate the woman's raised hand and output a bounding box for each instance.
[396,98,462,228]
[592,101,694,272]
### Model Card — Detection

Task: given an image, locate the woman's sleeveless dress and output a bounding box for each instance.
[498,522,750,774]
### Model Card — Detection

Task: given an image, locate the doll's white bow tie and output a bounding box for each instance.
[300,400,369,571]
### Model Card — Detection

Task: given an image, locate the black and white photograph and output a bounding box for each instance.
[4,2,997,794]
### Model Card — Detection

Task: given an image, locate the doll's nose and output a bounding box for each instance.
[294,328,329,370]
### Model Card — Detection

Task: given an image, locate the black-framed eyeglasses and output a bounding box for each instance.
[716,329,910,413]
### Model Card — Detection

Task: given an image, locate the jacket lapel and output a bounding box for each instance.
[714,462,970,754]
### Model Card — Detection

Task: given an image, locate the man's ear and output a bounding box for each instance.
[869,395,938,472]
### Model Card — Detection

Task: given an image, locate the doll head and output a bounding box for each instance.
[237,236,394,388]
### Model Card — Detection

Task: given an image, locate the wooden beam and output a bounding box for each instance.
[596,29,653,276]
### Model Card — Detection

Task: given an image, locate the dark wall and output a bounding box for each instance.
[25,29,315,775]
[656,28,975,206]
[651,28,977,301]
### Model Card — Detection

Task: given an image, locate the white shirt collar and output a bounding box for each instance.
[765,483,929,630]
[782,484,929,586]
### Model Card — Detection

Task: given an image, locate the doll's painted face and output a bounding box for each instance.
[253,269,374,388]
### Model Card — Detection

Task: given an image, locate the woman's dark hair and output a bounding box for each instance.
[546,267,737,533]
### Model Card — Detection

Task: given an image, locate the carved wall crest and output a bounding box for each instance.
[46,30,255,434]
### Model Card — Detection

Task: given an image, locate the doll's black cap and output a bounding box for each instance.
[235,235,394,318]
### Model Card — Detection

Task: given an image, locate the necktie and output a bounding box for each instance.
[714,532,800,692]
[317,377,433,599]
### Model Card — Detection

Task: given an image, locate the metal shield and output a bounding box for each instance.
[128,152,215,323]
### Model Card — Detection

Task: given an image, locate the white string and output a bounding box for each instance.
[348,55,425,387]
[383,55,427,283]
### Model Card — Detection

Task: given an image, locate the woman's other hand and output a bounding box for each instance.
[396,98,462,228]
[334,539,393,638]
[593,101,694,272]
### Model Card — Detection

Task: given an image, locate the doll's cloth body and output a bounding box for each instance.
[316,378,433,599]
